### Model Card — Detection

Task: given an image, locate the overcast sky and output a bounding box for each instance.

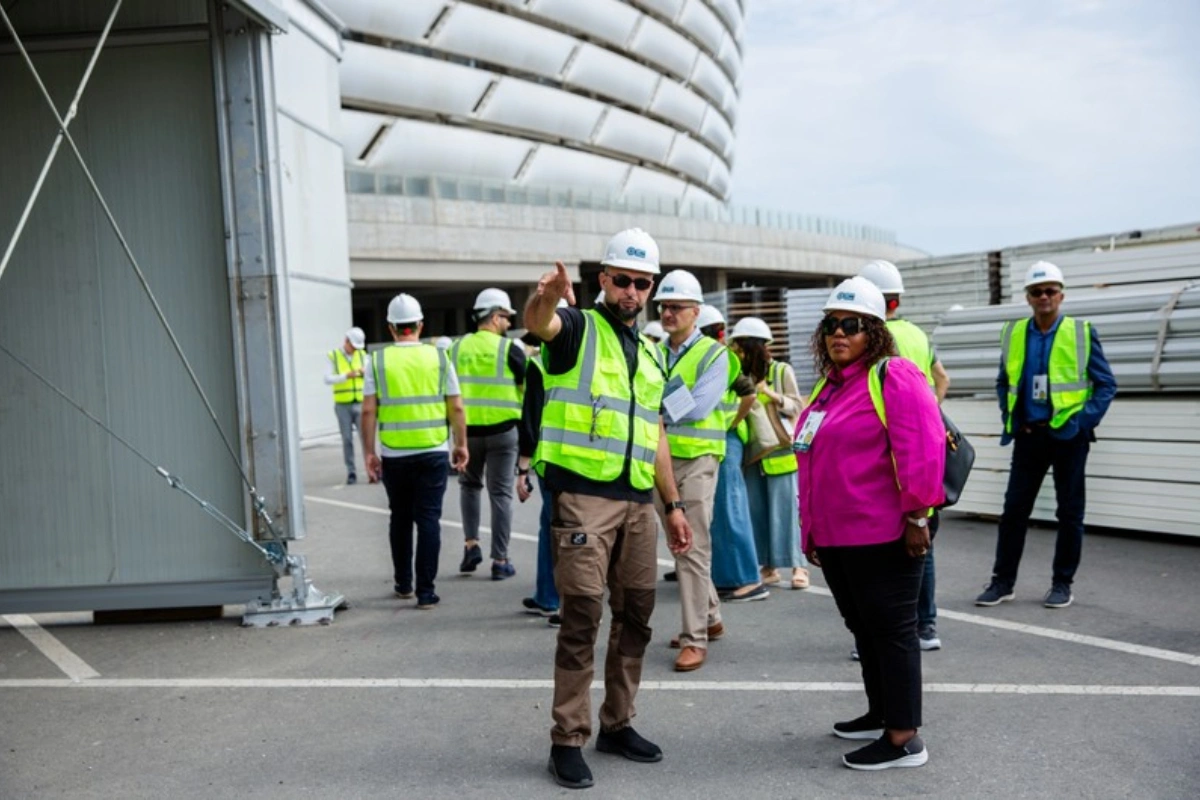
[733,0,1200,255]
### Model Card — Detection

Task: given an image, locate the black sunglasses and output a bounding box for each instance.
[820,315,866,336]
[609,273,653,291]
[1027,286,1061,298]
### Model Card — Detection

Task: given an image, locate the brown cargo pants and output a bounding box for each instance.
[549,491,659,747]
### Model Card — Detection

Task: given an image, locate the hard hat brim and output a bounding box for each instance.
[601,257,660,275]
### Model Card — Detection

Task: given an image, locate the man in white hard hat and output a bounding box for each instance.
[857,260,949,653]
[325,327,367,484]
[451,288,527,580]
[976,261,1116,610]
[642,320,666,344]
[651,271,731,672]
[361,294,469,610]
[525,228,692,790]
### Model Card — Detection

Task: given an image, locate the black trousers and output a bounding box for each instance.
[819,537,924,730]
[381,451,449,600]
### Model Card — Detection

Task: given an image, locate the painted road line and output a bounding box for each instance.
[1,614,100,682]
[303,495,1199,668]
[0,677,1198,696]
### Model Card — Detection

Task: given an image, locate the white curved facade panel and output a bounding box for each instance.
[698,107,734,160]
[666,134,715,183]
[593,107,676,163]
[624,165,690,199]
[706,0,743,40]
[678,0,727,60]
[368,117,532,179]
[706,156,732,198]
[342,41,490,118]
[521,145,630,189]
[689,51,733,113]
[322,0,444,42]
[628,15,698,84]
[480,79,605,144]
[563,44,660,110]
[640,0,686,20]
[528,0,640,50]
[650,78,708,132]
[715,35,742,79]
[434,4,576,79]
[341,109,391,157]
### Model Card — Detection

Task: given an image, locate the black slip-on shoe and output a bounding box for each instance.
[459,543,483,573]
[595,727,663,763]
[843,734,928,770]
[833,713,885,740]
[548,745,594,789]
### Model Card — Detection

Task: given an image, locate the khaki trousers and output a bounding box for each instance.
[657,455,721,649]
[550,491,658,747]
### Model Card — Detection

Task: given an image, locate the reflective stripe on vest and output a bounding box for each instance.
[451,331,522,426]
[1001,316,1091,434]
[719,348,749,444]
[331,349,364,404]
[887,319,935,388]
[534,310,664,490]
[663,335,728,460]
[374,345,449,450]
[759,360,798,476]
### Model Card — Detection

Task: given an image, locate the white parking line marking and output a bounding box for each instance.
[1,614,100,682]
[0,677,1197,696]
[303,495,1200,668]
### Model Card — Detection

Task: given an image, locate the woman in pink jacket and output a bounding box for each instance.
[795,277,945,771]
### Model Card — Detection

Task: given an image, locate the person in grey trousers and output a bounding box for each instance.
[325,327,367,484]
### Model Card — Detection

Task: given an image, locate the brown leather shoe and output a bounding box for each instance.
[674,645,706,672]
[669,621,725,649]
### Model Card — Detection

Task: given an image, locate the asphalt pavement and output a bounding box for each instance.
[2,443,1199,799]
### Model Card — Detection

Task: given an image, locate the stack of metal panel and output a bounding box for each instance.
[1006,239,1200,301]
[704,287,794,364]
[785,288,829,395]
[893,253,992,334]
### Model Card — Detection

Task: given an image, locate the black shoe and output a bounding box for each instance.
[722,583,769,603]
[459,543,483,573]
[394,583,413,599]
[547,613,562,628]
[843,734,928,770]
[416,593,440,610]
[663,571,677,582]
[523,597,557,617]
[1044,582,1073,608]
[918,624,942,651]
[595,727,663,763]
[347,473,357,485]
[975,580,1015,606]
[548,745,594,789]
[832,713,885,741]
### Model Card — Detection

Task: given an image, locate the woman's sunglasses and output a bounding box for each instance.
[820,315,865,336]
[1027,287,1061,298]
[609,273,653,291]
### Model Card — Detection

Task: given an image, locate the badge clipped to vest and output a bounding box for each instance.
[794,411,826,453]
[661,374,697,422]
[1032,374,1049,403]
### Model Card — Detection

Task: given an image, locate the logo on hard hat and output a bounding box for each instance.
[1033,270,1046,279]
[626,246,646,258]
[836,291,856,301]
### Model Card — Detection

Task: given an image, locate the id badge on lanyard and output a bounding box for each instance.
[794,411,826,453]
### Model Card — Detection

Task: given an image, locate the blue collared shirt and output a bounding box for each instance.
[663,328,729,424]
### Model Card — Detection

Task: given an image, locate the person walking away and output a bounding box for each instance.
[728,318,810,590]
[326,327,366,484]
[858,259,950,651]
[361,294,468,610]
[654,271,731,672]
[975,261,1116,609]
[525,228,692,790]
[798,277,945,770]
[452,288,527,580]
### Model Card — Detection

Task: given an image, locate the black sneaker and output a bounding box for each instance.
[918,624,942,651]
[548,745,594,789]
[1044,582,1073,608]
[459,543,483,573]
[491,561,516,581]
[416,593,440,610]
[723,583,770,603]
[595,727,663,763]
[347,472,357,485]
[663,571,677,582]
[832,713,884,741]
[394,584,413,599]
[523,597,557,617]
[843,734,928,770]
[547,613,562,628]
[975,580,1015,606]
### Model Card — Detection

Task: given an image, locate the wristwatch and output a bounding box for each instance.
[906,516,929,528]
[516,466,530,476]
[664,500,686,515]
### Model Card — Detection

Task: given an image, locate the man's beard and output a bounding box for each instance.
[603,299,643,322]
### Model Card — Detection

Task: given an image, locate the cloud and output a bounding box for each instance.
[733,0,1200,253]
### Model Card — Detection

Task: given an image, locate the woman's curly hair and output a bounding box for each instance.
[810,315,897,377]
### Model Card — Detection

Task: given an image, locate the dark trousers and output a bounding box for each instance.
[993,427,1090,587]
[917,512,939,628]
[820,538,924,730]
[382,452,449,599]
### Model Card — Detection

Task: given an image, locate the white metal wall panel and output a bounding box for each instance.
[564,44,660,110]
[689,51,733,114]
[520,145,629,189]
[341,41,490,118]
[715,36,742,81]
[629,14,698,82]
[479,79,605,143]
[667,133,715,183]
[706,0,742,38]
[528,0,640,50]
[706,155,731,198]
[434,3,576,79]
[274,14,342,134]
[322,0,445,41]
[678,0,726,60]
[650,77,708,133]
[340,108,391,157]
[369,117,533,179]
[290,279,354,440]
[680,181,725,209]
[623,165,690,199]
[593,107,676,163]
[1008,240,1200,300]
[277,118,350,285]
[699,107,734,159]
[640,0,686,20]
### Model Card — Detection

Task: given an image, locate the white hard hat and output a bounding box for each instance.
[387,293,424,324]
[600,227,660,275]
[696,304,725,329]
[474,287,516,314]
[728,317,775,344]
[823,276,886,321]
[642,320,666,341]
[434,336,453,350]
[1024,260,1065,289]
[857,259,905,295]
[346,327,366,350]
[652,269,704,303]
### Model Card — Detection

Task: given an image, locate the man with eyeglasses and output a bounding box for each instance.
[525,228,693,790]
[451,288,527,581]
[976,261,1117,610]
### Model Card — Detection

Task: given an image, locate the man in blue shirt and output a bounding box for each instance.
[976,262,1117,609]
